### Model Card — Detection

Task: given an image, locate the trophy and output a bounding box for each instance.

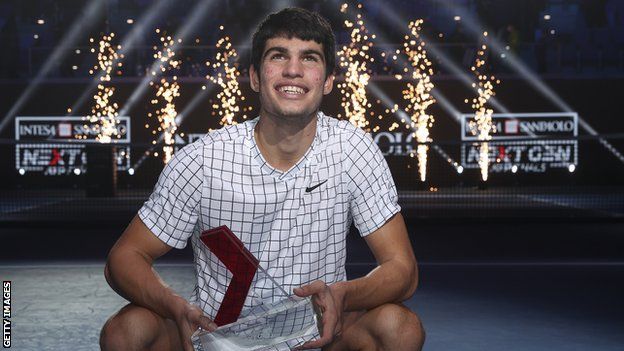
[191,226,322,351]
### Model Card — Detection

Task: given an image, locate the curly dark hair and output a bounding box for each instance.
[251,7,336,77]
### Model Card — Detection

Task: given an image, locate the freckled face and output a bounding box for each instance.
[250,37,334,120]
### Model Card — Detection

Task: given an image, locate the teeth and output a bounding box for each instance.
[279,86,305,94]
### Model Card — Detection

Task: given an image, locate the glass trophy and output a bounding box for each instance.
[192,225,322,351]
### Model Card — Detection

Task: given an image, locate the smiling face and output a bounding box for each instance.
[250,36,334,121]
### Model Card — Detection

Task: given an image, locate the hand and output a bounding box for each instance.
[173,300,217,351]
[293,281,345,350]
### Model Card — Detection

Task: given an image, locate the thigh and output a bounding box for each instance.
[101,303,184,351]
[323,310,371,351]
[323,303,423,351]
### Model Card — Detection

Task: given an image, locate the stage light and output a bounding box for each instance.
[128,168,135,175]
[72,65,78,70]
[568,164,576,173]
[435,0,624,165]
[67,0,176,116]
[371,4,512,115]
[511,165,518,173]
[73,168,81,175]
[454,16,461,21]
[332,1,463,173]
[457,166,464,174]
[18,168,25,175]
[75,49,81,54]
[550,29,556,35]
[0,0,106,133]
[131,0,289,172]
[126,19,134,24]
[118,0,216,119]
[544,14,551,20]
[37,19,45,25]
[33,34,39,39]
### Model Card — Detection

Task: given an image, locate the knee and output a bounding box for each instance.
[372,304,425,351]
[100,305,158,351]
[100,312,126,351]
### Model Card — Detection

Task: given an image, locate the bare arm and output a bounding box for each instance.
[295,212,417,349]
[104,214,189,319]
[333,212,418,311]
[105,214,215,351]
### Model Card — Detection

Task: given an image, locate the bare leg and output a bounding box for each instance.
[325,303,425,351]
[100,303,184,351]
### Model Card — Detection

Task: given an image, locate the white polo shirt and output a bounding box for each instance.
[139,111,400,321]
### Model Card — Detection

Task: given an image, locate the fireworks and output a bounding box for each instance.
[148,30,181,163]
[337,3,374,129]
[86,33,123,143]
[400,19,436,182]
[205,26,249,126]
[466,32,500,181]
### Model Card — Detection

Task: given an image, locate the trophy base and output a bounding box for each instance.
[192,296,320,351]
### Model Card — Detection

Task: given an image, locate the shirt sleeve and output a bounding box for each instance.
[346,129,401,237]
[138,143,203,249]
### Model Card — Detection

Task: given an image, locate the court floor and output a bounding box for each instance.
[1,261,622,351]
[1,192,622,350]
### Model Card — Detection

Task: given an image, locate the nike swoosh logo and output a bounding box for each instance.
[305,180,327,193]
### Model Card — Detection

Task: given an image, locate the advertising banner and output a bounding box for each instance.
[460,113,578,173]
[15,116,131,176]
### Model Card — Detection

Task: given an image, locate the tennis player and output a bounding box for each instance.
[100,7,423,351]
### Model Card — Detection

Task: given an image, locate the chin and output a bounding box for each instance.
[271,104,318,120]
[280,110,317,120]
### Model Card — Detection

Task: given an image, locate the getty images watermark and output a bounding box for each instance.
[3,281,10,348]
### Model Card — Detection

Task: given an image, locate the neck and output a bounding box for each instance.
[254,110,318,172]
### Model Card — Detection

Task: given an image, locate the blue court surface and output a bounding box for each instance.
[1,261,623,351]
[1,218,623,351]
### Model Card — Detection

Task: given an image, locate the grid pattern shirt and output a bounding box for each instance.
[139,111,400,321]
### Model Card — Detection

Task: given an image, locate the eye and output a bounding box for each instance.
[270,53,285,60]
[303,55,319,62]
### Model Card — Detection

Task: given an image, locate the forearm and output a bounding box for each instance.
[332,258,418,312]
[105,249,187,320]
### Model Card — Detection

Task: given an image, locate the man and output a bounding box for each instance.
[100,7,424,351]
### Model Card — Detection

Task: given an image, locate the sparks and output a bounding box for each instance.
[337,3,374,129]
[85,33,122,143]
[401,19,436,182]
[205,27,249,126]
[467,36,499,181]
[149,30,180,164]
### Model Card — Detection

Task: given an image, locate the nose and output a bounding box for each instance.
[283,58,304,78]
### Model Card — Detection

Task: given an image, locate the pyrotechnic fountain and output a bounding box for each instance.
[337,2,375,130]
[147,29,181,163]
[204,26,250,126]
[400,19,436,182]
[467,32,499,181]
[85,33,123,143]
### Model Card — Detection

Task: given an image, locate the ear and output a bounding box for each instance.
[322,74,335,95]
[249,64,260,92]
